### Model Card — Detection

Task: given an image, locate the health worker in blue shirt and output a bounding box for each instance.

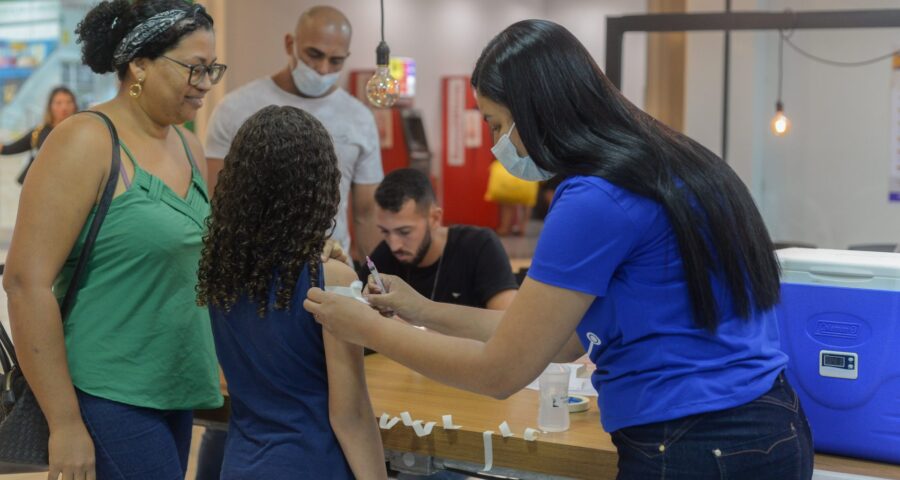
[305,19,813,480]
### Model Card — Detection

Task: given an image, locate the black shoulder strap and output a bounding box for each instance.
[59,110,121,318]
[0,110,121,369]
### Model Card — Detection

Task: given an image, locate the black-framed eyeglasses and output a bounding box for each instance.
[161,55,227,86]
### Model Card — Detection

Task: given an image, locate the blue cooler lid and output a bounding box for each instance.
[777,248,900,292]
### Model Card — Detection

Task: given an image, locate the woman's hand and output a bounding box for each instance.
[48,422,96,480]
[305,288,382,347]
[320,239,348,264]
[365,274,429,324]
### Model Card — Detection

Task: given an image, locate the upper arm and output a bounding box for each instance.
[350,110,384,185]
[4,116,110,290]
[485,289,516,310]
[322,261,368,415]
[351,183,377,214]
[554,333,586,363]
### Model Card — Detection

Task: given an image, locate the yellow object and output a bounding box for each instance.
[129,80,144,98]
[484,160,538,207]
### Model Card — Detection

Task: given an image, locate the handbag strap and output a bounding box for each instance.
[0,110,121,370]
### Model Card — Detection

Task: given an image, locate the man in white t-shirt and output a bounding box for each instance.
[205,5,382,258]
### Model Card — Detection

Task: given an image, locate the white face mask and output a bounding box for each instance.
[290,56,340,97]
[490,122,554,181]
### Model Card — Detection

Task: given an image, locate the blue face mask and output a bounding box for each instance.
[290,56,340,97]
[490,122,554,181]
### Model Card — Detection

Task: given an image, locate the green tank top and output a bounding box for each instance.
[54,127,222,410]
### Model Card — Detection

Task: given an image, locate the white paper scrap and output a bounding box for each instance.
[378,413,400,430]
[482,430,494,472]
[399,411,414,426]
[442,414,462,430]
[412,420,436,437]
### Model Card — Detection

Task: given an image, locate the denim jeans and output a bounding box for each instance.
[76,389,193,480]
[611,372,813,480]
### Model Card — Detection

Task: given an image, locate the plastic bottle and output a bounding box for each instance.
[538,363,570,432]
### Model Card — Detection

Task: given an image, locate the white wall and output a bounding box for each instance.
[199,0,648,177]
[685,0,900,249]
[543,0,647,108]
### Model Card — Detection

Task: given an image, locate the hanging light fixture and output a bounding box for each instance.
[771,30,791,136]
[771,101,790,136]
[366,0,399,108]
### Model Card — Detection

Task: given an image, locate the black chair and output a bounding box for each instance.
[847,243,898,253]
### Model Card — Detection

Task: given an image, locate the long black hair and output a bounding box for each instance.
[472,19,779,331]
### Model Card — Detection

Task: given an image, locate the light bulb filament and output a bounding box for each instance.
[770,104,791,137]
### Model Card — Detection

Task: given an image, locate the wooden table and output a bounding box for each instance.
[195,355,900,479]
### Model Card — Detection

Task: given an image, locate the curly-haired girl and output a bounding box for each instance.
[197,105,386,479]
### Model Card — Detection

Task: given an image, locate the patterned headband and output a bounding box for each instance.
[112,5,202,67]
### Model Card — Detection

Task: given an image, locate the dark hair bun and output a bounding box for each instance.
[76,0,134,74]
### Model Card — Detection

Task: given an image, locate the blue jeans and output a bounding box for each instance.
[76,389,193,480]
[611,372,813,480]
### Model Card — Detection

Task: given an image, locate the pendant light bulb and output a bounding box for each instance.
[771,101,790,136]
[366,41,399,108]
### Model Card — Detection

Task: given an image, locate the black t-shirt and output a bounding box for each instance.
[366,225,518,308]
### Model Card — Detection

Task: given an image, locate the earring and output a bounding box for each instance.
[129,78,144,98]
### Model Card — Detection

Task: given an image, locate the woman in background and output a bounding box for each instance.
[0,86,78,184]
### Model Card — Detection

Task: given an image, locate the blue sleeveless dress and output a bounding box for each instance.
[210,264,354,479]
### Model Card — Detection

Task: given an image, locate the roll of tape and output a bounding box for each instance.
[568,394,590,413]
[523,428,539,441]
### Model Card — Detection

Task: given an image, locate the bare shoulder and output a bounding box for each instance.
[28,113,117,194]
[45,113,115,168]
[323,260,358,287]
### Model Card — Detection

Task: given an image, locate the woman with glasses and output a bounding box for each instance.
[3,1,227,478]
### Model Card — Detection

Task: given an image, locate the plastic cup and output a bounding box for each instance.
[538,363,570,432]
